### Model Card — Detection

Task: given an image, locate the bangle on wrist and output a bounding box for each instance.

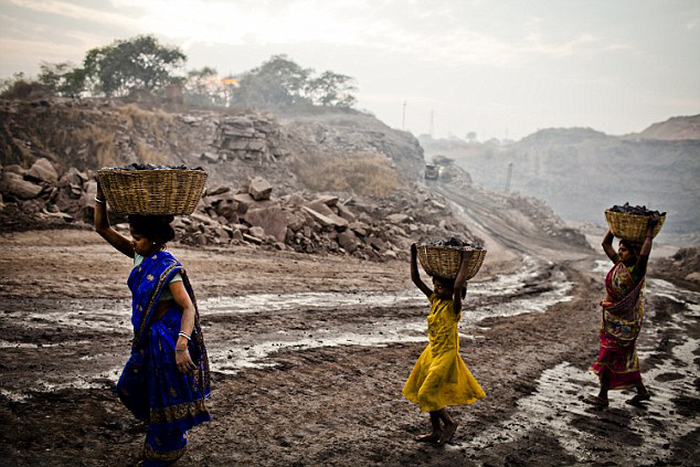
[94,196,106,204]
[178,332,191,341]
[175,347,187,352]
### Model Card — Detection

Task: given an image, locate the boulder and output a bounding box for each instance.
[248,177,272,201]
[1,172,43,199]
[387,213,410,224]
[283,192,306,207]
[305,200,335,217]
[286,212,306,232]
[302,206,348,231]
[314,195,339,207]
[191,212,214,225]
[243,206,288,242]
[3,164,26,176]
[57,167,88,189]
[200,152,220,163]
[685,272,700,284]
[231,229,244,242]
[248,226,265,239]
[335,202,356,222]
[233,193,255,214]
[243,233,263,245]
[26,158,58,184]
[206,185,231,197]
[338,230,359,253]
[349,221,370,237]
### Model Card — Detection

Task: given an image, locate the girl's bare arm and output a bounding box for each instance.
[411,244,433,297]
[602,230,618,263]
[452,251,470,313]
[94,182,134,258]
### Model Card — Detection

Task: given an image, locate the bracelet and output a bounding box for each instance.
[175,347,187,352]
[178,332,191,341]
[94,196,106,204]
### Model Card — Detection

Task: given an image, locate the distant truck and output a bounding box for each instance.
[425,163,440,180]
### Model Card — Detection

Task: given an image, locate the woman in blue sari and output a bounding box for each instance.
[94,183,211,466]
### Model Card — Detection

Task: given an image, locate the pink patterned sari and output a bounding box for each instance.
[590,262,645,389]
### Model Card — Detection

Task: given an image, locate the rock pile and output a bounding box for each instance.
[175,177,478,261]
[652,247,700,288]
[0,158,478,261]
[0,157,93,228]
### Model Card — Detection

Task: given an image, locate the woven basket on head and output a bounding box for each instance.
[98,168,208,215]
[604,211,665,242]
[417,244,487,280]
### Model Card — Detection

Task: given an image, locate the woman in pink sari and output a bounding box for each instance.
[585,214,660,408]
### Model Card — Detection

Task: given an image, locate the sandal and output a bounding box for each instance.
[583,395,609,408]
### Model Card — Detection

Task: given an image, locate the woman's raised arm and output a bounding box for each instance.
[634,214,660,280]
[94,181,134,258]
[602,230,618,263]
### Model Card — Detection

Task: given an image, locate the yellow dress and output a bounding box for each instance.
[403,294,486,412]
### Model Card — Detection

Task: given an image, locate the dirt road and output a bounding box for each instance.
[0,223,698,466]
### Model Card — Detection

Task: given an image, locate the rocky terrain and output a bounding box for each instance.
[1,98,587,262]
[420,118,700,238]
[1,98,697,467]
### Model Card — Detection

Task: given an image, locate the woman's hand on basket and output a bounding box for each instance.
[648,213,661,227]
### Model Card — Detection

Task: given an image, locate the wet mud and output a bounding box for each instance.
[1,228,698,466]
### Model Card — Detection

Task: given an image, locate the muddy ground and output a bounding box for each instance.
[0,227,698,467]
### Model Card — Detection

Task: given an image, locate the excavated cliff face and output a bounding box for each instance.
[0,98,585,261]
[421,127,700,236]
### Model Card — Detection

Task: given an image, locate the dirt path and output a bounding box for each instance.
[0,226,698,466]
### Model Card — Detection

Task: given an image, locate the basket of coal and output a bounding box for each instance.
[417,238,487,280]
[604,203,666,242]
[98,163,208,215]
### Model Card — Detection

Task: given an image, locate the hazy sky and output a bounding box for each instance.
[1,0,699,140]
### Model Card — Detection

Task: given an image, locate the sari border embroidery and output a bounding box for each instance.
[143,443,187,462]
[149,398,209,424]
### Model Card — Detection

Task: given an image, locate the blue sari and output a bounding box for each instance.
[117,251,211,466]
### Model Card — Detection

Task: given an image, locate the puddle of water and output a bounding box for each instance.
[454,280,700,465]
[0,339,93,349]
[1,254,576,395]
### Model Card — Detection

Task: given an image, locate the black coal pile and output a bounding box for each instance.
[113,163,204,171]
[609,202,666,217]
[422,237,483,249]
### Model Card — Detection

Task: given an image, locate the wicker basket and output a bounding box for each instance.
[98,168,208,215]
[604,210,665,242]
[417,244,487,280]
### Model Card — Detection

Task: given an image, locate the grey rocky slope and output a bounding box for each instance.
[421,119,700,237]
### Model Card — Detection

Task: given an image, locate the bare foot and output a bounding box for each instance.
[583,394,609,408]
[415,431,442,443]
[626,391,651,406]
[437,422,458,446]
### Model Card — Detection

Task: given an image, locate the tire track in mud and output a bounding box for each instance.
[0,257,573,399]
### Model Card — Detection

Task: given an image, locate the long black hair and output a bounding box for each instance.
[128,215,175,247]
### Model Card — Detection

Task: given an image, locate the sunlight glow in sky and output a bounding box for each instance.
[1,0,699,140]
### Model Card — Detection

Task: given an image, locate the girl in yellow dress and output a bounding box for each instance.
[403,244,486,445]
